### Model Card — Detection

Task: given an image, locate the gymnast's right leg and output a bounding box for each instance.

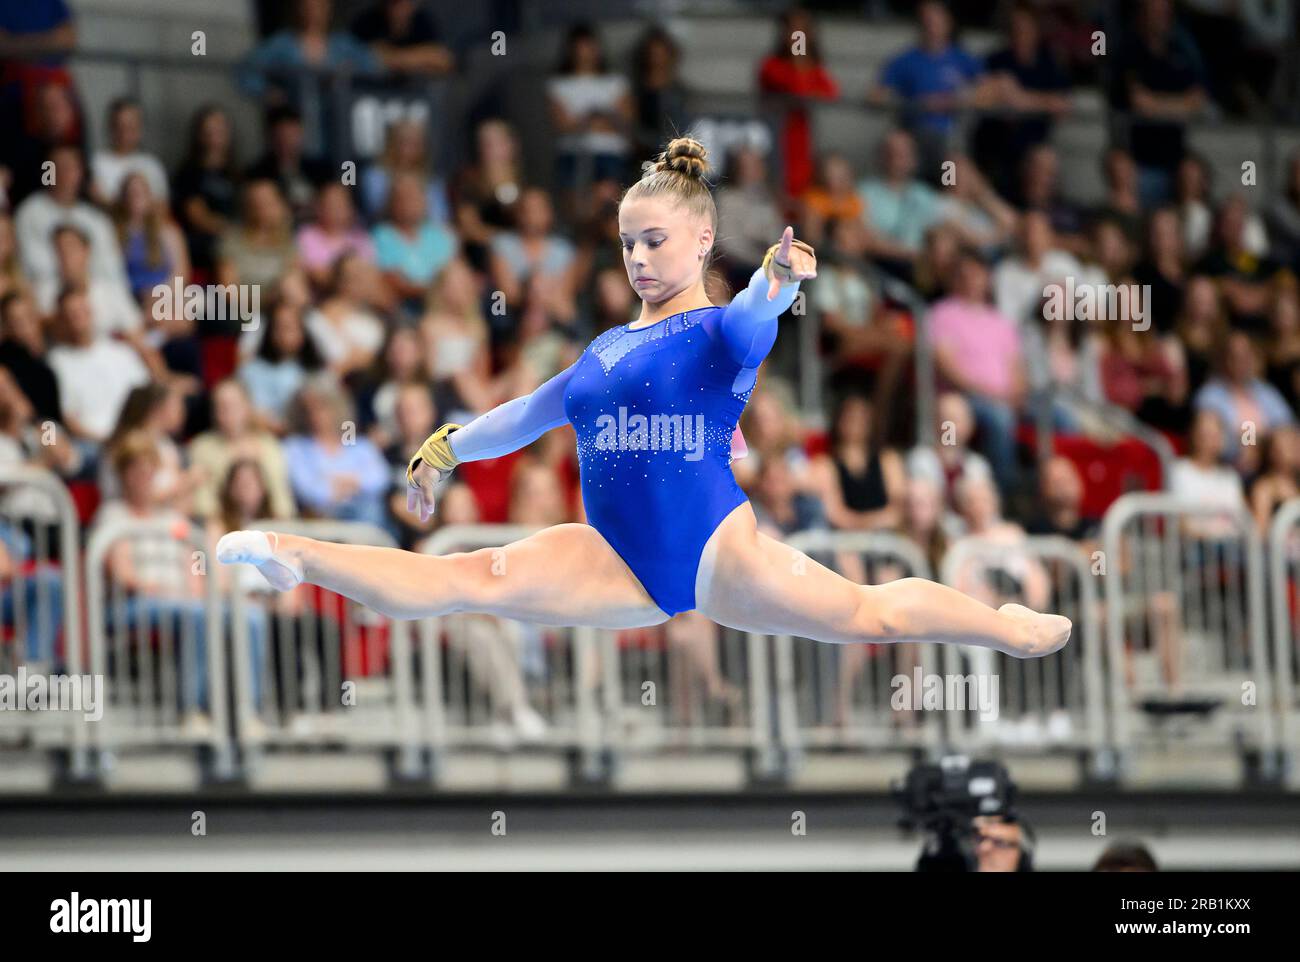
[216,525,671,630]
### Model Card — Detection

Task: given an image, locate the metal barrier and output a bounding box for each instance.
[939,535,1105,769]
[84,515,234,777]
[417,525,773,779]
[1268,497,1300,771]
[228,521,421,779]
[416,525,598,772]
[1101,493,1276,777]
[771,531,942,768]
[0,466,87,775]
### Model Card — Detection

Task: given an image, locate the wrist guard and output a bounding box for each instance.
[406,423,464,487]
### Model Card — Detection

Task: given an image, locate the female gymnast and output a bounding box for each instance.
[217,138,1071,660]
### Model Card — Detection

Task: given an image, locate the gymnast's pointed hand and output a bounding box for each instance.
[406,461,444,524]
[765,225,817,301]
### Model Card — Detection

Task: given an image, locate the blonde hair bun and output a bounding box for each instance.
[646,137,710,182]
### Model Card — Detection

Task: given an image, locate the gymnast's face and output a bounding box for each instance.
[618,195,713,305]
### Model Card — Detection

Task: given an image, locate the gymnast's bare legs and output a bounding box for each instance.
[216,500,1070,659]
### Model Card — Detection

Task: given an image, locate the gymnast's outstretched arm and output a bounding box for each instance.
[448,362,578,462]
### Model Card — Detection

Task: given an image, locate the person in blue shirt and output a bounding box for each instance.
[219,138,1070,661]
[872,0,985,171]
[238,0,380,156]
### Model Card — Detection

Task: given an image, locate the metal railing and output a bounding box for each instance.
[939,534,1106,770]
[84,514,235,777]
[0,466,86,775]
[1268,497,1300,773]
[1100,492,1276,778]
[771,530,940,770]
[230,520,422,779]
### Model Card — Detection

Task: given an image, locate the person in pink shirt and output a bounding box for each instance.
[928,248,1027,493]
[295,182,376,292]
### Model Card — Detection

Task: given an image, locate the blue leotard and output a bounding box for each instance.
[447,266,800,616]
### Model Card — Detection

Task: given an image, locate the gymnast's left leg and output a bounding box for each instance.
[695,503,1070,658]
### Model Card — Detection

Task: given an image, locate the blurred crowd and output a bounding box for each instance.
[0,0,1298,730]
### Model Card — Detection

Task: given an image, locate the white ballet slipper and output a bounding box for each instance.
[216,530,304,591]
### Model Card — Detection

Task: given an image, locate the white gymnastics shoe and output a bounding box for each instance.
[216,530,304,591]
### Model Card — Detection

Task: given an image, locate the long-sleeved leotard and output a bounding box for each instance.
[447,267,800,615]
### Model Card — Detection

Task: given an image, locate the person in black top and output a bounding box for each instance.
[243,105,331,226]
[1025,455,1098,545]
[1109,0,1207,206]
[0,291,62,425]
[972,2,1071,199]
[1130,207,1186,337]
[172,105,241,279]
[350,0,454,78]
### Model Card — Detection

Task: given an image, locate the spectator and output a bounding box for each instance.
[358,325,439,448]
[450,118,523,275]
[92,430,266,726]
[1097,316,1186,432]
[1196,195,1295,336]
[871,0,984,171]
[899,473,950,573]
[1175,274,1229,403]
[216,179,298,296]
[238,0,379,155]
[1249,424,1300,532]
[238,298,323,435]
[757,7,840,199]
[382,380,440,547]
[112,173,191,304]
[373,171,457,312]
[1094,147,1142,242]
[928,249,1027,493]
[360,118,451,227]
[631,26,688,163]
[488,186,575,321]
[283,376,391,530]
[994,210,1080,327]
[972,1,1072,197]
[808,393,905,532]
[1178,155,1269,267]
[0,291,62,425]
[421,256,491,399]
[911,222,962,302]
[1130,206,1187,337]
[939,154,1018,255]
[172,105,241,279]
[1020,295,1105,434]
[90,97,168,207]
[296,182,376,291]
[187,378,295,521]
[733,379,814,493]
[751,453,828,540]
[0,0,77,199]
[45,287,150,445]
[1026,455,1098,543]
[244,105,331,225]
[509,275,581,385]
[1169,408,1247,539]
[1193,330,1296,468]
[858,129,944,272]
[715,147,785,292]
[1266,287,1300,414]
[1110,0,1207,204]
[0,363,80,523]
[302,252,387,382]
[99,382,199,510]
[14,145,126,293]
[800,152,864,248]
[36,224,140,336]
[349,0,454,78]
[1014,143,1085,251]
[906,391,995,511]
[3,81,82,207]
[951,471,1051,613]
[546,24,633,197]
